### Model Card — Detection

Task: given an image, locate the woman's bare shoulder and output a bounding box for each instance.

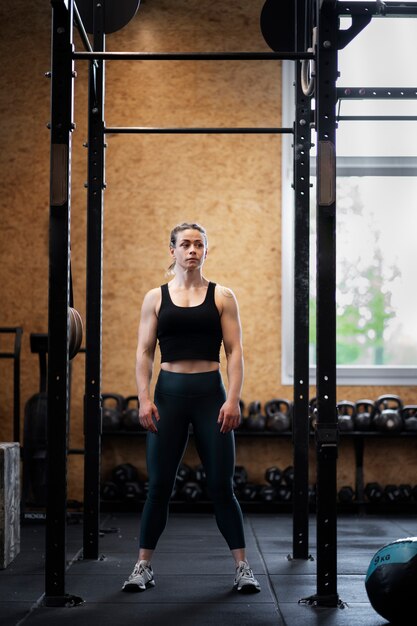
[214,284,239,315]
[215,283,236,300]
[141,286,162,312]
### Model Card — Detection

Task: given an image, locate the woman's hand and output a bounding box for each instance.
[217,399,241,434]
[139,398,160,433]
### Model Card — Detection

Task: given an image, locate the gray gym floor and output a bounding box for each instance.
[1,512,415,625]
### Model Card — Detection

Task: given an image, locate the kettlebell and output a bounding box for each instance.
[101,393,124,431]
[264,398,291,432]
[121,395,142,431]
[336,400,356,432]
[245,401,266,431]
[401,405,417,431]
[373,394,404,432]
[354,399,374,431]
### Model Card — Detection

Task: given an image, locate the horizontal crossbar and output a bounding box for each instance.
[338,87,417,99]
[337,1,417,17]
[337,115,417,121]
[73,51,314,61]
[104,126,293,135]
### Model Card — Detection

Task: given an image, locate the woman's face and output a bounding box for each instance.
[171,229,207,271]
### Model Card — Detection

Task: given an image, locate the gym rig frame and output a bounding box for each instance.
[45,0,417,609]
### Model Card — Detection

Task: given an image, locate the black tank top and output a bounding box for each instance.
[157,282,223,363]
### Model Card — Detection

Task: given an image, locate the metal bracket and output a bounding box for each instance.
[299,593,347,608]
[315,422,339,445]
[43,594,84,607]
[338,14,372,50]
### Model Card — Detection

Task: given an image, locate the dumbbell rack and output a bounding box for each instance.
[101,429,296,513]
[346,430,417,513]
[101,428,417,513]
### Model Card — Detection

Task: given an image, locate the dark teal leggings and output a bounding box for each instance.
[139,369,245,550]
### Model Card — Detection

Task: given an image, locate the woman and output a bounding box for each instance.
[122,222,260,594]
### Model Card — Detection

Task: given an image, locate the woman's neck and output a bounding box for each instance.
[170,271,208,289]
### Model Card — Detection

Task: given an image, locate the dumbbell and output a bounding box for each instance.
[121,395,143,431]
[233,465,248,489]
[402,405,417,431]
[275,484,292,502]
[194,464,209,499]
[100,480,122,501]
[194,464,207,485]
[265,466,283,487]
[101,393,124,431]
[112,462,139,487]
[264,399,292,432]
[364,482,383,503]
[176,463,195,487]
[258,484,277,502]
[373,395,404,432]
[179,481,203,502]
[282,465,294,488]
[384,484,402,503]
[338,485,355,503]
[336,400,356,432]
[354,399,374,431]
[238,483,259,502]
[123,480,145,500]
[245,401,266,431]
[398,484,412,502]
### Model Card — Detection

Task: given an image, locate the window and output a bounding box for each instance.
[281,16,417,385]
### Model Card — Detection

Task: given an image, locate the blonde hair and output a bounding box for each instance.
[167,222,208,275]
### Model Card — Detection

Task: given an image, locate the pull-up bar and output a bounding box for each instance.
[73,51,315,61]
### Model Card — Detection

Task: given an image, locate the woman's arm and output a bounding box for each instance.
[136,288,160,433]
[217,286,244,434]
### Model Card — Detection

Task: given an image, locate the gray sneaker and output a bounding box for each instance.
[234,561,261,593]
[122,560,155,592]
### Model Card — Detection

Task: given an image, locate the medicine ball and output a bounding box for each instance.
[365,537,417,624]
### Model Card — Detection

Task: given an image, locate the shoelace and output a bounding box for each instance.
[131,562,148,578]
[237,563,253,579]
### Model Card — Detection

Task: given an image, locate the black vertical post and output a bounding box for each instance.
[314,0,339,606]
[45,0,82,605]
[292,0,311,560]
[83,1,105,559]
